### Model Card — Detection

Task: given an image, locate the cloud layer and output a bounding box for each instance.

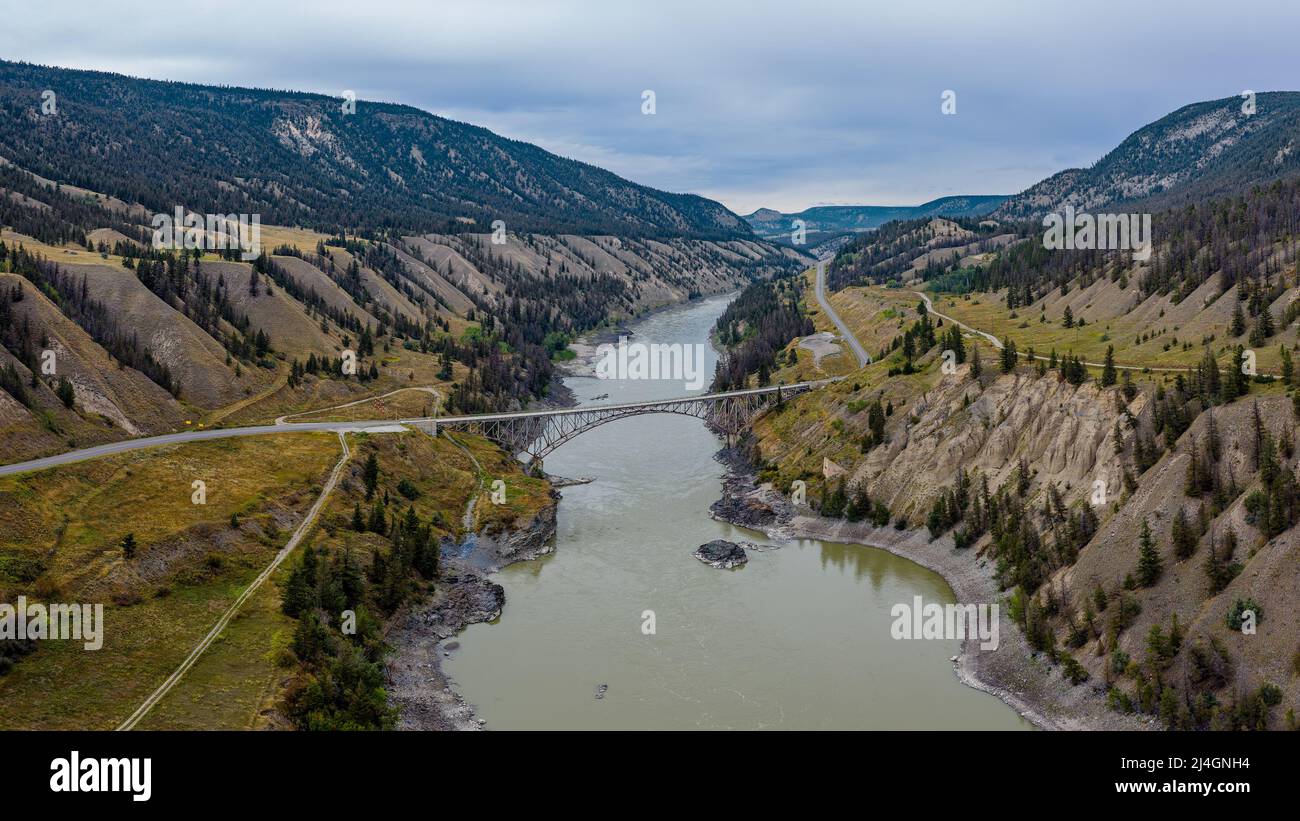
[3,0,1293,214]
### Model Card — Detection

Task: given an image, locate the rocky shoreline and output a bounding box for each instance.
[384,492,560,731]
[384,437,1149,731]
[709,447,1150,732]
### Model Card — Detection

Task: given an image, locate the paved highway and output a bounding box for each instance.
[0,382,832,479]
[814,258,871,367]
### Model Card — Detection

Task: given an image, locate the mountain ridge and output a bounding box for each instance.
[743,195,1009,240]
[0,60,752,240]
[994,91,1300,220]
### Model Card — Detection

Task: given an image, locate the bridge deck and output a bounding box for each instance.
[400,379,830,425]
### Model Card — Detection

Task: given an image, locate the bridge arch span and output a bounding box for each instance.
[417,381,822,465]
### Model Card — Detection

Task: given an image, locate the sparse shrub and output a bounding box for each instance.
[1225,598,1262,631]
[396,478,421,500]
[111,589,143,607]
[1107,686,1134,713]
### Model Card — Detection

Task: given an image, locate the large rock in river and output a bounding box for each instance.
[693,539,748,569]
[709,493,777,528]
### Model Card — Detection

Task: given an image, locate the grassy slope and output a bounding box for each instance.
[0,427,553,730]
[938,276,1298,375]
[0,433,340,730]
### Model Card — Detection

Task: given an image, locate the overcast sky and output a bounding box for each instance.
[2,0,1296,214]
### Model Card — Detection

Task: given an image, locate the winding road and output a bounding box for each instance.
[913,290,1273,376]
[814,258,871,367]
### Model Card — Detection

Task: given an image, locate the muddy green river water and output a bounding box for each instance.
[445,293,1028,729]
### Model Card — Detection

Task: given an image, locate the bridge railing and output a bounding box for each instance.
[424,380,823,462]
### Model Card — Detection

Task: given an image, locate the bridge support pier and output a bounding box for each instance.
[406,419,438,437]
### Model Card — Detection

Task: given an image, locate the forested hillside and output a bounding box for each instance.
[994,92,1300,221]
[714,116,1300,729]
[0,63,807,466]
[0,60,752,239]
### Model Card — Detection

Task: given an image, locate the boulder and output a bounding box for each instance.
[693,539,748,569]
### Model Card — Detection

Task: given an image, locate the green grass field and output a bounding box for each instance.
[0,434,340,729]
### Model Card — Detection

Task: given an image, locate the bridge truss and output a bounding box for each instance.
[425,383,814,466]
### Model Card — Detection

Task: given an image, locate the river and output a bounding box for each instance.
[445,293,1028,729]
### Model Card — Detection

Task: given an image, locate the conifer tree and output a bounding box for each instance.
[1137,519,1162,587]
[282,544,318,617]
[1101,345,1117,387]
[363,452,380,500]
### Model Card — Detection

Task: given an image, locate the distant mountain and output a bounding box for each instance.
[0,61,751,240]
[994,92,1300,221]
[743,195,1008,240]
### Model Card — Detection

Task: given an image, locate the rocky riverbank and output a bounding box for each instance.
[709,448,1149,732]
[554,324,629,380]
[384,492,560,731]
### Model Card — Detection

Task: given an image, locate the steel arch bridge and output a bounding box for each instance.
[404,381,823,465]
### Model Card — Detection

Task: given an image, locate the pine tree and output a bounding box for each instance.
[1203,529,1240,595]
[1136,519,1162,587]
[1206,412,1221,461]
[1101,345,1117,387]
[1171,508,1197,560]
[1159,686,1181,730]
[352,502,366,532]
[56,375,75,408]
[121,532,137,560]
[1184,442,1202,497]
[368,500,387,535]
[281,544,319,617]
[1233,345,1250,397]
[363,452,380,500]
[867,400,886,448]
[1016,458,1031,497]
[340,547,365,608]
[970,346,982,378]
[946,325,966,363]
[1063,306,1074,328]
[290,611,331,664]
